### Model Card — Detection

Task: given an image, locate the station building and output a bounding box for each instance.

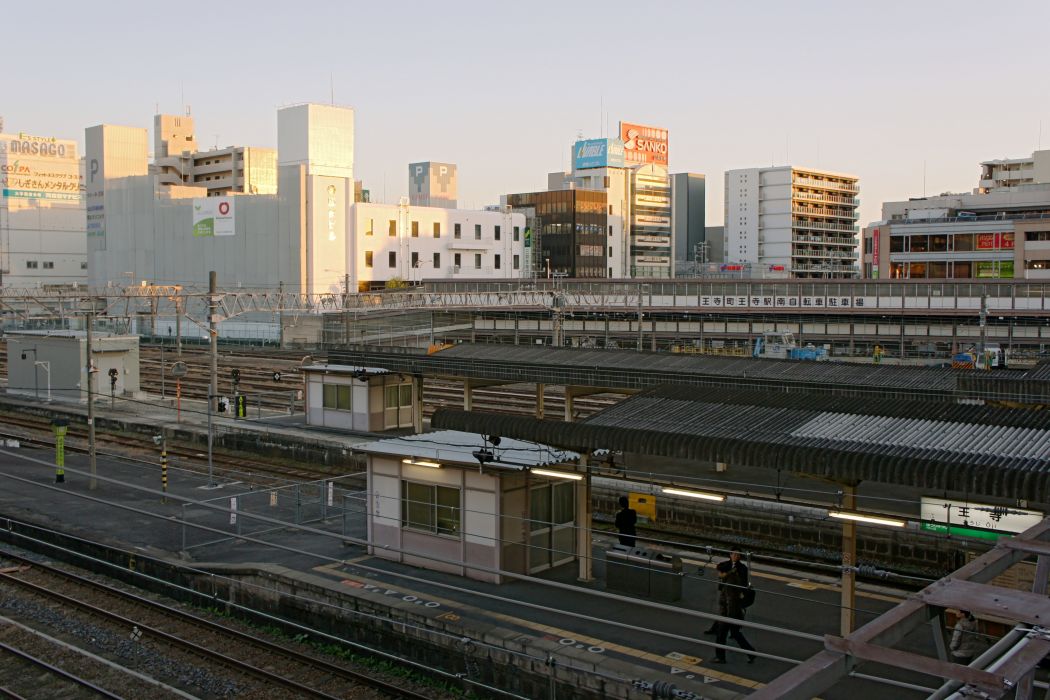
[357,430,583,583]
[302,364,419,432]
[862,151,1050,280]
[0,128,87,287]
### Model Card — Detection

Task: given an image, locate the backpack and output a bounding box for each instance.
[740,585,756,609]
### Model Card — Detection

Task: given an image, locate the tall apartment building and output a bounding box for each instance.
[978,150,1050,193]
[725,165,859,278]
[151,114,277,196]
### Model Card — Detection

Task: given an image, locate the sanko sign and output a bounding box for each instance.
[0,133,76,159]
[619,122,668,166]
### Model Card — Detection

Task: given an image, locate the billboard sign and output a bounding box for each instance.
[920,497,1042,539]
[977,232,1014,250]
[192,197,236,237]
[0,133,82,201]
[975,260,1013,278]
[871,228,880,278]
[619,122,669,167]
[573,138,625,170]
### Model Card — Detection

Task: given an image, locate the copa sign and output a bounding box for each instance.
[620,122,669,166]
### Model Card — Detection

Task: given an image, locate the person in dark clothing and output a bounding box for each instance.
[704,550,749,634]
[711,560,756,664]
[614,496,637,547]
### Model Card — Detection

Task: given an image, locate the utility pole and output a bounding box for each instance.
[344,272,351,345]
[277,281,284,349]
[86,312,97,490]
[208,271,218,486]
[636,285,644,352]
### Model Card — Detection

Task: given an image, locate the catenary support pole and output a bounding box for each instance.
[87,312,97,490]
[208,271,217,486]
[840,483,857,635]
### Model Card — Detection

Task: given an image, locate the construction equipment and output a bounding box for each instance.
[752,331,828,361]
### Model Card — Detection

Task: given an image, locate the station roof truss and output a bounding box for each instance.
[430,384,1050,502]
[329,344,1050,405]
[752,517,1050,700]
[354,430,580,471]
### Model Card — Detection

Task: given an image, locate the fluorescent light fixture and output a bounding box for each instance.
[828,511,905,528]
[402,459,441,469]
[662,487,726,502]
[531,468,584,481]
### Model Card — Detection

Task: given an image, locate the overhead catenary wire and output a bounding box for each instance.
[0,448,1021,695]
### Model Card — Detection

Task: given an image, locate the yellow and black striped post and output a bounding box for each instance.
[160,440,168,503]
[51,418,69,483]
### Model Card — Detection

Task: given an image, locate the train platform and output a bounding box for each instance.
[0,431,939,700]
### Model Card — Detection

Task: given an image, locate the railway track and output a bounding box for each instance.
[0,411,346,485]
[0,548,444,700]
[137,343,628,420]
[139,344,311,412]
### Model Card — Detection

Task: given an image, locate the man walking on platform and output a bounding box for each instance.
[711,560,756,664]
[704,550,748,634]
[615,496,637,547]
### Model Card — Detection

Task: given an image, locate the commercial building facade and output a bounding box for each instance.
[504,189,607,278]
[863,194,1050,280]
[863,150,1050,280]
[349,201,525,288]
[86,104,354,295]
[565,127,673,279]
[0,129,87,286]
[671,173,706,263]
[725,165,860,278]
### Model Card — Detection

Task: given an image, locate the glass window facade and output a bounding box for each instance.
[506,189,608,277]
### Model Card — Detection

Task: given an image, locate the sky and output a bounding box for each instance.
[6,0,1050,229]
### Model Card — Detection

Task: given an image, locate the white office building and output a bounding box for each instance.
[0,129,87,287]
[86,104,354,296]
[725,165,859,278]
[350,201,525,289]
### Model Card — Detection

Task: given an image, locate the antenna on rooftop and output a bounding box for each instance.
[330,73,335,105]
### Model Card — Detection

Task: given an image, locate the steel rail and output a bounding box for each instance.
[0,554,433,700]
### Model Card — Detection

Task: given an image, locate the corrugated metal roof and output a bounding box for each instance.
[329,344,1050,403]
[302,364,393,375]
[428,385,1050,500]
[354,430,580,471]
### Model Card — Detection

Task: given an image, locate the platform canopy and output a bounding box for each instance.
[431,385,1050,501]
